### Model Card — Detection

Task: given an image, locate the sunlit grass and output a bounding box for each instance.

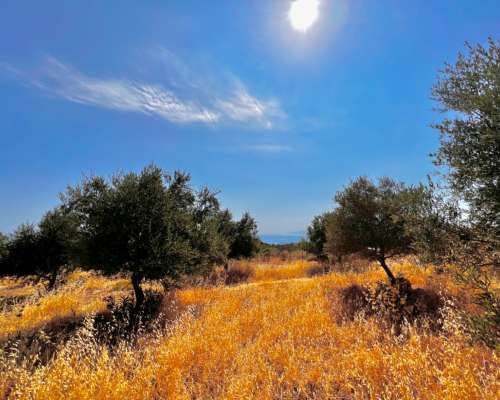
[1,259,498,399]
[0,272,131,340]
[0,276,42,299]
[251,259,315,282]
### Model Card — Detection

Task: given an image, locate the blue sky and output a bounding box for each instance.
[1,1,499,237]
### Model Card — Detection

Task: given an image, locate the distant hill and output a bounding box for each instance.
[259,233,304,245]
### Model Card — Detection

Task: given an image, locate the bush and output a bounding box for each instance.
[225,263,254,285]
[463,291,500,349]
[339,284,370,320]
[339,279,444,333]
[201,266,226,286]
[367,278,443,332]
[306,263,330,277]
[95,291,164,343]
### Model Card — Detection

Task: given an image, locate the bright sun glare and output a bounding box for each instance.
[288,0,320,33]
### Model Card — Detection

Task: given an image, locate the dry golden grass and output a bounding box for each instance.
[251,259,315,282]
[0,276,42,299]
[0,271,130,341]
[1,260,498,399]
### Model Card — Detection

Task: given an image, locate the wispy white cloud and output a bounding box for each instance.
[240,144,294,153]
[5,54,286,129]
[151,47,286,129]
[24,57,220,124]
[215,83,285,129]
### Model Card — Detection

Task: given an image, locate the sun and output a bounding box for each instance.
[288,0,320,33]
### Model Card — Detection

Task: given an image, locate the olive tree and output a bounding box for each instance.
[431,37,500,347]
[0,224,39,278]
[0,232,8,263]
[324,177,425,284]
[62,165,231,309]
[432,37,500,235]
[306,213,331,260]
[0,209,79,289]
[228,212,259,259]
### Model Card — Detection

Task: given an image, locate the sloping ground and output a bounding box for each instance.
[0,271,131,341]
[1,261,499,399]
[0,261,313,342]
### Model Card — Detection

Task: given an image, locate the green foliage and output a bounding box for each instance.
[257,240,306,260]
[432,37,500,235]
[0,209,78,288]
[228,212,259,259]
[61,165,236,306]
[402,180,450,265]
[306,213,330,259]
[0,232,8,263]
[405,180,500,347]
[190,187,232,270]
[38,208,81,287]
[324,176,426,283]
[428,37,500,348]
[1,164,258,306]
[0,224,39,277]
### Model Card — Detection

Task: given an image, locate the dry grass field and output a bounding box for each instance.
[0,259,498,399]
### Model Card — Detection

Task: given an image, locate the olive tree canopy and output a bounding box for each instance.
[324,177,426,284]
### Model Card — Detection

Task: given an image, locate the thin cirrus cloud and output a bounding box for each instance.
[215,85,282,130]
[7,55,286,129]
[242,144,294,153]
[30,57,220,124]
[151,47,286,129]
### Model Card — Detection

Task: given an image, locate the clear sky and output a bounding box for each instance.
[1,1,499,237]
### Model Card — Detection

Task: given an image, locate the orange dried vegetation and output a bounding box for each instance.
[251,259,314,282]
[1,260,498,399]
[0,271,130,341]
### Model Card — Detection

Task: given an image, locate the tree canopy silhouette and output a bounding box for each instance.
[62,165,231,308]
[0,209,79,289]
[324,177,426,284]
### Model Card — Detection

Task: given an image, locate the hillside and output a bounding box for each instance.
[1,258,498,399]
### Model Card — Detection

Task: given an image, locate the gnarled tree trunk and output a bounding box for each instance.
[378,257,396,285]
[46,264,58,291]
[131,271,145,311]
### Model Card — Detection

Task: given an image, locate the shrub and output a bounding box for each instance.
[94,291,164,343]
[367,278,443,332]
[225,263,254,285]
[339,284,370,320]
[339,279,444,333]
[306,263,330,277]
